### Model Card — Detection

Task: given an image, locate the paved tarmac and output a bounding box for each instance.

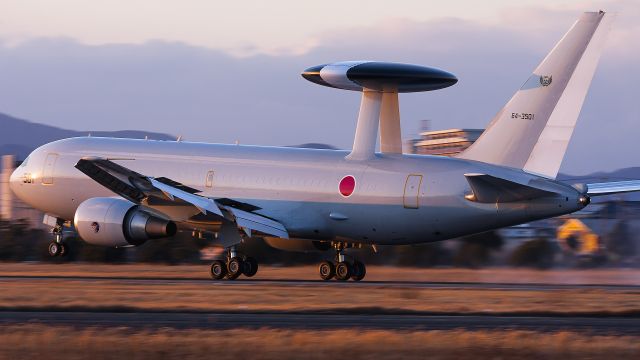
[1,310,638,334]
[2,275,639,291]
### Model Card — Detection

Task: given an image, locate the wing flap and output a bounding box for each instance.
[465,173,557,203]
[222,206,289,239]
[587,180,640,196]
[149,178,223,217]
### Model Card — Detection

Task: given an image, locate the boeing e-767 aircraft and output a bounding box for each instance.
[9,11,640,281]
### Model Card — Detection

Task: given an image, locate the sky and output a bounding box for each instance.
[0,0,638,175]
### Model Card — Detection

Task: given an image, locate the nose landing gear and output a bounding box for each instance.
[209,246,259,280]
[318,242,367,281]
[47,221,69,257]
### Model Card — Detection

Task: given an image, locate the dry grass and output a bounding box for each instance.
[2,278,640,314]
[0,324,638,360]
[0,264,639,315]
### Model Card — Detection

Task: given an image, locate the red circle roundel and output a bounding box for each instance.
[339,175,356,197]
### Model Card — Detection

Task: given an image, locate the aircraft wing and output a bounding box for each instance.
[74,158,289,238]
[586,180,640,196]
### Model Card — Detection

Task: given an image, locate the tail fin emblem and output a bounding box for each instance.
[539,75,552,87]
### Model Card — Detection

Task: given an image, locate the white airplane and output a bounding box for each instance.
[9,11,640,281]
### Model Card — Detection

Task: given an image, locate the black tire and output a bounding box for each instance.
[48,242,60,257]
[351,261,366,281]
[243,257,259,277]
[335,262,351,281]
[318,260,335,281]
[58,243,68,257]
[210,260,227,280]
[226,257,243,280]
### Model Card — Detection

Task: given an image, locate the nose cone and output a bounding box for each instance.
[8,167,22,197]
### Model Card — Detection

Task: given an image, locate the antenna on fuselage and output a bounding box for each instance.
[301,61,457,160]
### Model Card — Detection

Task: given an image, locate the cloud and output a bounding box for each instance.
[0,5,638,175]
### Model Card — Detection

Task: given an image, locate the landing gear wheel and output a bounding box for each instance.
[58,243,68,257]
[242,257,259,277]
[48,242,61,257]
[319,260,335,281]
[226,257,243,280]
[210,260,227,280]
[335,262,352,281]
[351,261,366,281]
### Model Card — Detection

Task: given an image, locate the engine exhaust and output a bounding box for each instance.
[124,209,177,246]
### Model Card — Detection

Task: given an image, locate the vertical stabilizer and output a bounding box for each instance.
[458,12,612,178]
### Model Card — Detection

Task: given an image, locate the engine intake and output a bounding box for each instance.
[74,197,176,247]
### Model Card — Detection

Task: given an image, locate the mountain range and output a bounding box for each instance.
[0,112,176,160]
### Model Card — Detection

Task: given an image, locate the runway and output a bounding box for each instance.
[1,310,638,334]
[2,267,639,335]
[2,275,639,291]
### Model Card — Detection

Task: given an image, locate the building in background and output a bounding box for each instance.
[407,128,483,156]
[0,154,45,228]
[1,155,13,221]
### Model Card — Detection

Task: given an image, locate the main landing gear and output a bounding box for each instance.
[48,222,68,257]
[210,247,259,280]
[318,243,366,281]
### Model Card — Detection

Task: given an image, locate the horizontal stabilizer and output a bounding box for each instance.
[586,180,640,196]
[465,173,557,203]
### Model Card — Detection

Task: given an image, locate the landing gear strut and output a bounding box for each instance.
[318,242,366,281]
[48,221,68,257]
[209,246,259,280]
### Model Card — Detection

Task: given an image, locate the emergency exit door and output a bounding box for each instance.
[403,174,422,209]
[42,153,58,185]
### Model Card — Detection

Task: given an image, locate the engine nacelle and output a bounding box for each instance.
[74,197,177,247]
[264,237,331,252]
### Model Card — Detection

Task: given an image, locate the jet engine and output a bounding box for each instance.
[74,197,177,247]
[264,237,331,252]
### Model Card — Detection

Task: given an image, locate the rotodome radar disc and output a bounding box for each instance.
[301,61,457,93]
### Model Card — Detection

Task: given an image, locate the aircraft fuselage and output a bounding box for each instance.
[11,137,585,245]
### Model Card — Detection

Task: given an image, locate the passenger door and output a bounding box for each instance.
[403,174,422,209]
[42,153,58,185]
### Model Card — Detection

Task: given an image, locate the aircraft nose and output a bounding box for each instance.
[8,166,21,196]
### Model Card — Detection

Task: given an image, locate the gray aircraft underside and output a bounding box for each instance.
[7,11,640,280]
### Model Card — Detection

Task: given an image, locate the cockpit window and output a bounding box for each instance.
[20,156,29,167]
